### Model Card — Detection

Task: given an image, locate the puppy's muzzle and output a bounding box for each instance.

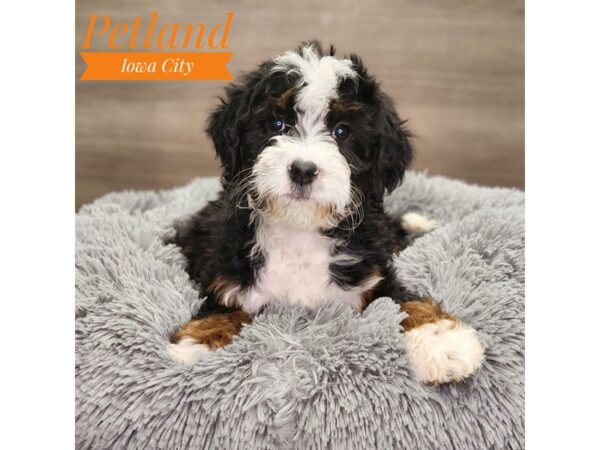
[288,159,319,186]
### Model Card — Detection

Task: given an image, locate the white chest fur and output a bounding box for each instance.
[236,221,379,314]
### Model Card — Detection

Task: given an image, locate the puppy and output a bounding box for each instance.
[168,41,484,383]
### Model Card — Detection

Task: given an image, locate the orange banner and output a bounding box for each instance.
[80,52,233,80]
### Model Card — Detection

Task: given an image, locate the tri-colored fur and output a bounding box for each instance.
[167,41,484,384]
[173,299,453,351]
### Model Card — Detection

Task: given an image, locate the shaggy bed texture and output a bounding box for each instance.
[75,172,524,450]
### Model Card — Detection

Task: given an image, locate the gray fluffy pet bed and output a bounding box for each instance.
[75,172,524,450]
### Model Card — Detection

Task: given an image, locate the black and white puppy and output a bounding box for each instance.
[168,42,484,384]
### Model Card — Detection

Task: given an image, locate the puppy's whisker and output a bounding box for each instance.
[223,168,254,204]
[333,186,364,236]
[227,173,254,205]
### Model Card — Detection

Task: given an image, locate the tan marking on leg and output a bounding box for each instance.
[172,310,252,350]
[400,298,457,331]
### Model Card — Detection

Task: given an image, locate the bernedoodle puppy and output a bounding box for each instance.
[167,41,484,384]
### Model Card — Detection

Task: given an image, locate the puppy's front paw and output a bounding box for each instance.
[167,310,252,365]
[167,338,212,365]
[404,319,484,383]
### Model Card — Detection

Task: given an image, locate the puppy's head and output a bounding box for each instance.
[207,41,412,230]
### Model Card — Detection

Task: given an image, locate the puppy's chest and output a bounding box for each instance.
[237,223,366,313]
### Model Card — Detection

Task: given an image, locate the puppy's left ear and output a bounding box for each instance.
[371,93,413,200]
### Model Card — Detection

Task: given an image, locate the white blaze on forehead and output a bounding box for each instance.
[271,45,357,119]
[254,45,356,230]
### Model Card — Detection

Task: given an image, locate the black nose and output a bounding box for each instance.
[288,160,319,186]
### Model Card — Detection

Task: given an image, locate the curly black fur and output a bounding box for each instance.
[173,41,419,317]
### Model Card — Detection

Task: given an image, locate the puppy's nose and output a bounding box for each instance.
[288,159,319,186]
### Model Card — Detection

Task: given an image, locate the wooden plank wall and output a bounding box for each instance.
[76,0,524,208]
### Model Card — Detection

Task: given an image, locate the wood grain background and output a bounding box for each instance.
[76,0,524,209]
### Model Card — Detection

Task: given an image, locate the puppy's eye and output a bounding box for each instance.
[269,118,286,133]
[333,124,350,140]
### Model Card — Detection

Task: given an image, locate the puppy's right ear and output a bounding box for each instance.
[206,84,248,183]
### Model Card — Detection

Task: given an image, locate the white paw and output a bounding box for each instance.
[400,212,437,234]
[167,338,211,365]
[405,319,484,383]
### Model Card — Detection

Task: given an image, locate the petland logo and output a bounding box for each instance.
[80,11,233,81]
